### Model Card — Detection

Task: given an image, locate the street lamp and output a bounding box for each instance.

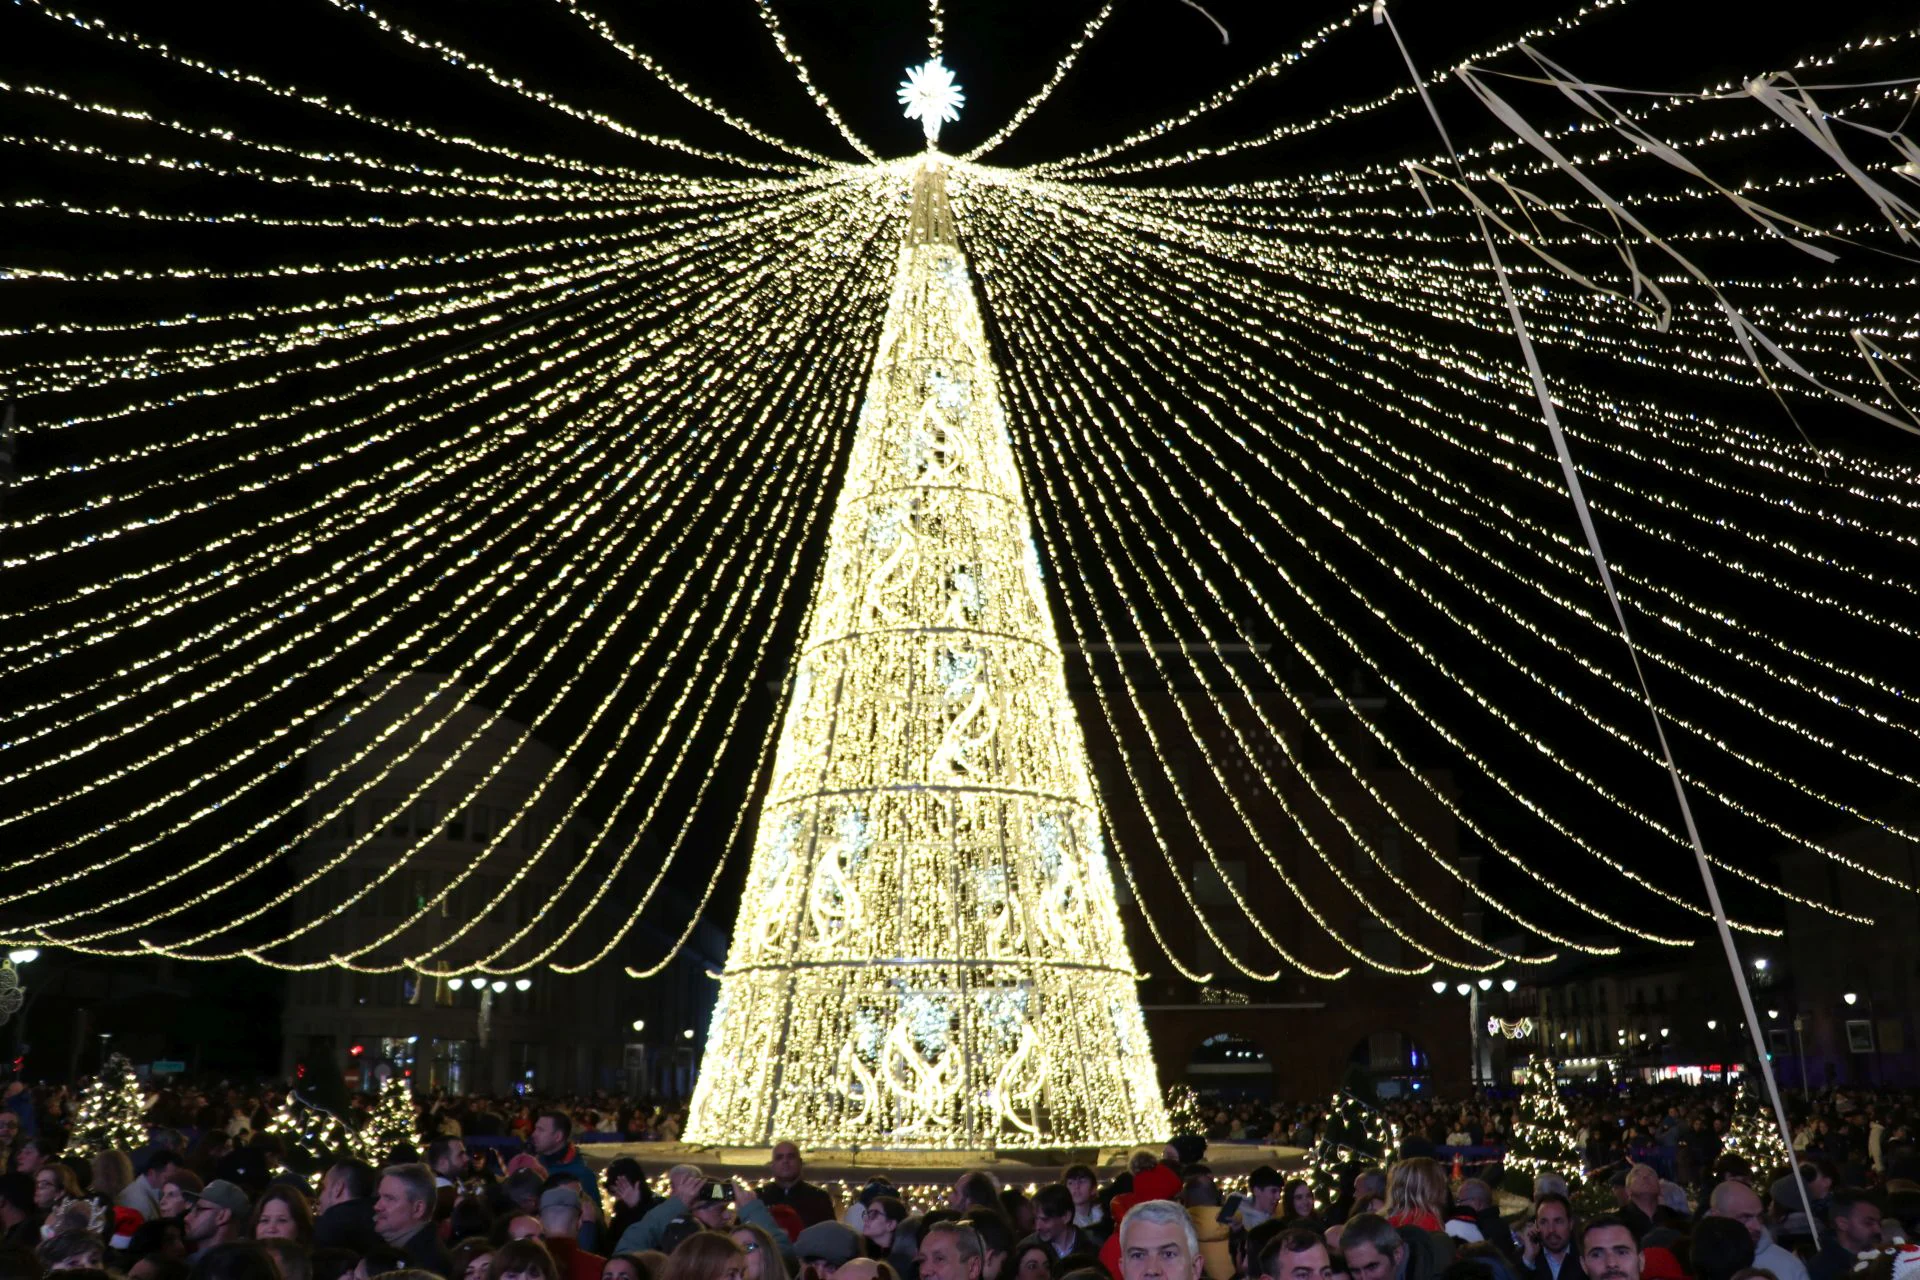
[490,980,507,993]
[682,1028,695,1040]
[1844,992,1859,1006]
[514,978,532,992]
[631,1019,646,1033]
[1707,1019,1718,1030]
[6,950,38,965]
[1767,1010,1779,1020]
[1431,980,1448,994]
[1660,1027,1670,1037]
[1501,979,1517,993]
[1754,958,1769,972]
[1455,983,1471,996]
[1477,978,1493,992]
[448,978,465,990]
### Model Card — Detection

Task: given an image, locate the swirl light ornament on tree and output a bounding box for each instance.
[684,156,1167,1150]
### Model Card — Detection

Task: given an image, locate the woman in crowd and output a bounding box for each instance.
[91,1151,133,1208]
[660,1234,747,1280]
[1384,1158,1447,1233]
[35,1164,82,1217]
[252,1184,315,1248]
[602,1254,652,1280]
[730,1223,786,1280]
[451,1236,495,1280]
[1282,1181,1321,1229]
[492,1239,562,1280]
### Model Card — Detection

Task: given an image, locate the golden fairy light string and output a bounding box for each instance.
[17,200,895,955]
[967,177,1863,928]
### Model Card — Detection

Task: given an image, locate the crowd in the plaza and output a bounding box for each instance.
[1,1078,1918,1280]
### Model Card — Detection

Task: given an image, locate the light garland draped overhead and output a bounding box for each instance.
[0,0,1916,993]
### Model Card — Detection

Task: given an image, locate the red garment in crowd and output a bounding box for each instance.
[545,1235,606,1280]
[1099,1166,1185,1280]
[1389,1211,1443,1233]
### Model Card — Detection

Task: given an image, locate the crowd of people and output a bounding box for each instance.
[0,1076,1916,1280]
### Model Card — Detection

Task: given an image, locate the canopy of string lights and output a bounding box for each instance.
[1,0,1916,997]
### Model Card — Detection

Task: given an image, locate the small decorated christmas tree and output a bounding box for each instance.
[1722,1077,1793,1180]
[1504,1054,1584,1195]
[1303,1092,1398,1215]
[267,1091,361,1177]
[1164,1083,1206,1137]
[355,1075,418,1163]
[67,1053,147,1159]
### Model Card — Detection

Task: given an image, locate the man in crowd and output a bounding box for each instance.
[1707,1179,1809,1280]
[920,1221,987,1280]
[615,1164,706,1253]
[1234,1169,1285,1234]
[373,1162,451,1279]
[538,1186,605,1280]
[15,1136,53,1178]
[426,1137,466,1221]
[1254,1228,1332,1280]
[182,1180,250,1265]
[1033,1184,1093,1258]
[795,1222,866,1280]
[1340,1214,1449,1280]
[759,1142,836,1228]
[1810,1189,1882,1280]
[952,1172,1001,1216]
[1577,1216,1642,1280]
[1064,1164,1105,1233]
[1118,1201,1205,1280]
[1521,1194,1576,1280]
[530,1112,601,1217]
[120,1149,178,1222]
[0,1112,18,1175]
[315,1159,383,1255]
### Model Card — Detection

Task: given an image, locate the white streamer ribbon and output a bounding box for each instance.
[1372,2,1820,1240]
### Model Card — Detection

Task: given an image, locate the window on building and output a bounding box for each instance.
[444,806,467,842]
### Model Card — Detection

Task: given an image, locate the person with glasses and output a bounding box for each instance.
[183,1180,252,1265]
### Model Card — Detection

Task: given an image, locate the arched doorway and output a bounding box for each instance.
[1346,1030,1432,1100]
[1188,1032,1273,1099]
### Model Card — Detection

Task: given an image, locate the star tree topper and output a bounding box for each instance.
[899,58,964,147]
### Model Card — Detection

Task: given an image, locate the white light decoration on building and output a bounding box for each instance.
[898,59,965,146]
[684,156,1168,1150]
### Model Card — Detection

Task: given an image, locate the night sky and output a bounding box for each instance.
[1,0,1914,977]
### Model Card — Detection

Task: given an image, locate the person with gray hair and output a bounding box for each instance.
[1118,1201,1202,1280]
[1352,1172,1388,1218]
[1445,1180,1493,1244]
[1338,1213,1448,1280]
[373,1164,451,1278]
[919,1221,986,1280]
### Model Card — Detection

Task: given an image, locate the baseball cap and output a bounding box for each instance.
[794,1222,864,1266]
[539,1187,581,1212]
[692,1181,730,1205]
[185,1180,251,1217]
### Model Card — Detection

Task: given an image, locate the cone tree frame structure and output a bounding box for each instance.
[684,156,1169,1151]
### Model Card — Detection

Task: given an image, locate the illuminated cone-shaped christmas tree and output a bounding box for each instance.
[68,1053,147,1159]
[1723,1078,1793,1179]
[357,1076,418,1162]
[1504,1054,1584,1194]
[684,156,1167,1150]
